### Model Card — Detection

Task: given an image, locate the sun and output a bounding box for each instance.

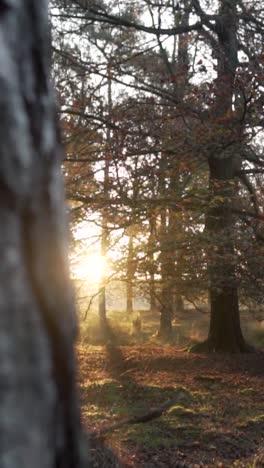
[72,252,106,284]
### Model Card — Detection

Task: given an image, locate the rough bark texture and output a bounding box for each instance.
[0,1,87,466]
[192,0,250,353]
[192,168,250,353]
[205,159,249,352]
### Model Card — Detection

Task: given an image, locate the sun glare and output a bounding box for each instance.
[73,253,106,284]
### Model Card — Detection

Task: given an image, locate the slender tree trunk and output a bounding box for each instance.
[99,219,107,323]
[126,197,138,315]
[158,158,173,340]
[168,184,184,317]
[159,221,173,340]
[148,216,157,312]
[174,2,190,102]
[150,277,157,312]
[0,2,87,466]
[163,4,190,321]
[126,233,134,314]
[99,65,112,326]
[172,6,189,316]
[175,293,184,314]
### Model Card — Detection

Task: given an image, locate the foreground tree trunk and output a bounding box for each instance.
[0,2,87,466]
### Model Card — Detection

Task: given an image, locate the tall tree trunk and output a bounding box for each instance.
[99,65,112,326]
[203,163,249,352]
[99,218,107,324]
[192,0,251,352]
[148,215,157,312]
[168,179,184,317]
[0,2,87,467]
[158,202,174,340]
[175,292,184,314]
[126,233,135,314]
[163,3,190,320]
[172,5,189,316]
[158,159,173,340]
[126,192,138,315]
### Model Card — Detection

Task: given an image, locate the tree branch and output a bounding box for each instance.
[93,390,190,437]
[70,0,202,36]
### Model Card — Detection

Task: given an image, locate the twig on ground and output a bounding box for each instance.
[92,391,189,438]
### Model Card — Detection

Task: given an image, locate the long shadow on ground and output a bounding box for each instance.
[80,345,264,467]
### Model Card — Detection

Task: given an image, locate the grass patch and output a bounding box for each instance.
[124,423,177,449]
[122,419,203,449]
[79,344,264,467]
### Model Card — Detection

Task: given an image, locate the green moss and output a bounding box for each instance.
[239,387,259,396]
[124,423,177,448]
[168,405,196,417]
[246,414,264,424]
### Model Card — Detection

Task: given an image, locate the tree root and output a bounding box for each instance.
[188,339,255,354]
[188,340,212,353]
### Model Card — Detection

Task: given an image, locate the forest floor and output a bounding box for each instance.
[78,344,264,468]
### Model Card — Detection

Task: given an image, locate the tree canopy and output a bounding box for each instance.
[51,0,264,351]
